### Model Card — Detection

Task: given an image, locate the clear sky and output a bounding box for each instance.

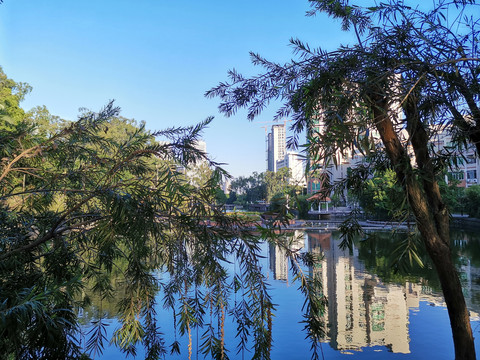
[0,0,354,178]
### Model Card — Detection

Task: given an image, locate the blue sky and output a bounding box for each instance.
[0,0,354,177]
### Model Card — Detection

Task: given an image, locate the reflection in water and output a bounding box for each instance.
[267,230,480,355]
[76,255,133,326]
[82,229,480,359]
[308,232,414,353]
[452,231,480,315]
[269,230,305,281]
[77,275,127,325]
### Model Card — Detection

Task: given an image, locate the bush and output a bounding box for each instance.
[295,195,311,219]
[465,185,480,218]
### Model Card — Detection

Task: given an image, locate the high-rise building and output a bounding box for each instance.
[267,124,286,172]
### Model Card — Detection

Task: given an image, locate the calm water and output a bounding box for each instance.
[79,229,480,359]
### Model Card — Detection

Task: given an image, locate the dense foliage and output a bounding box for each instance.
[465,185,480,218]
[227,168,304,213]
[0,68,326,360]
[355,169,405,220]
[228,171,266,204]
[353,172,480,220]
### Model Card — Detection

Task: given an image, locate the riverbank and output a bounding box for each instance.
[451,215,480,230]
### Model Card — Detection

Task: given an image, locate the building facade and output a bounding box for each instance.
[276,151,306,186]
[267,124,286,172]
[432,129,480,187]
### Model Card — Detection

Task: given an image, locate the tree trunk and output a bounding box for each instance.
[370,93,476,359]
[422,229,476,360]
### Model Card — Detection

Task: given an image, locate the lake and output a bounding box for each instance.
[79,228,480,359]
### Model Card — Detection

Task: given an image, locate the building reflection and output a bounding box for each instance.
[269,230,305,281]
[307,231,422,353]
[268,230,422,354]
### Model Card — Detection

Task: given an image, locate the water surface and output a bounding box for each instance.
[80,229,480,359]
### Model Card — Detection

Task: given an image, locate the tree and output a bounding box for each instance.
[264,168,291,202]
[294,194,311,219]
[225,190,237,204]
[0,98,244,359]
[0,66,31,128]
[357,169,406,220]
[465,185,480,218]
[439,178,466,215]
[186,160,214,188]
[26,105,67,138]
[214,186,228,204]
[207,1,479,358]
[0,69,325,359]
[230,171,267,203]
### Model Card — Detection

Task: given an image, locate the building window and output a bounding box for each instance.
[466,170,478,184]
[467,170,477,179]
[466,155,476,164]
[449,172,464,181]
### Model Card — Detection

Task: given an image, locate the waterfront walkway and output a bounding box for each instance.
[287,219,413,231]
[287,214,480,231]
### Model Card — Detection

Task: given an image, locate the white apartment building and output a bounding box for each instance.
[305,117,370,194]
[221,177,231,195]
[184,140,210,187]
[194,140,207,155]
[306,121,480,196]
[266,123,307,187]
[432,129,480,187]
[276,151,306,186]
